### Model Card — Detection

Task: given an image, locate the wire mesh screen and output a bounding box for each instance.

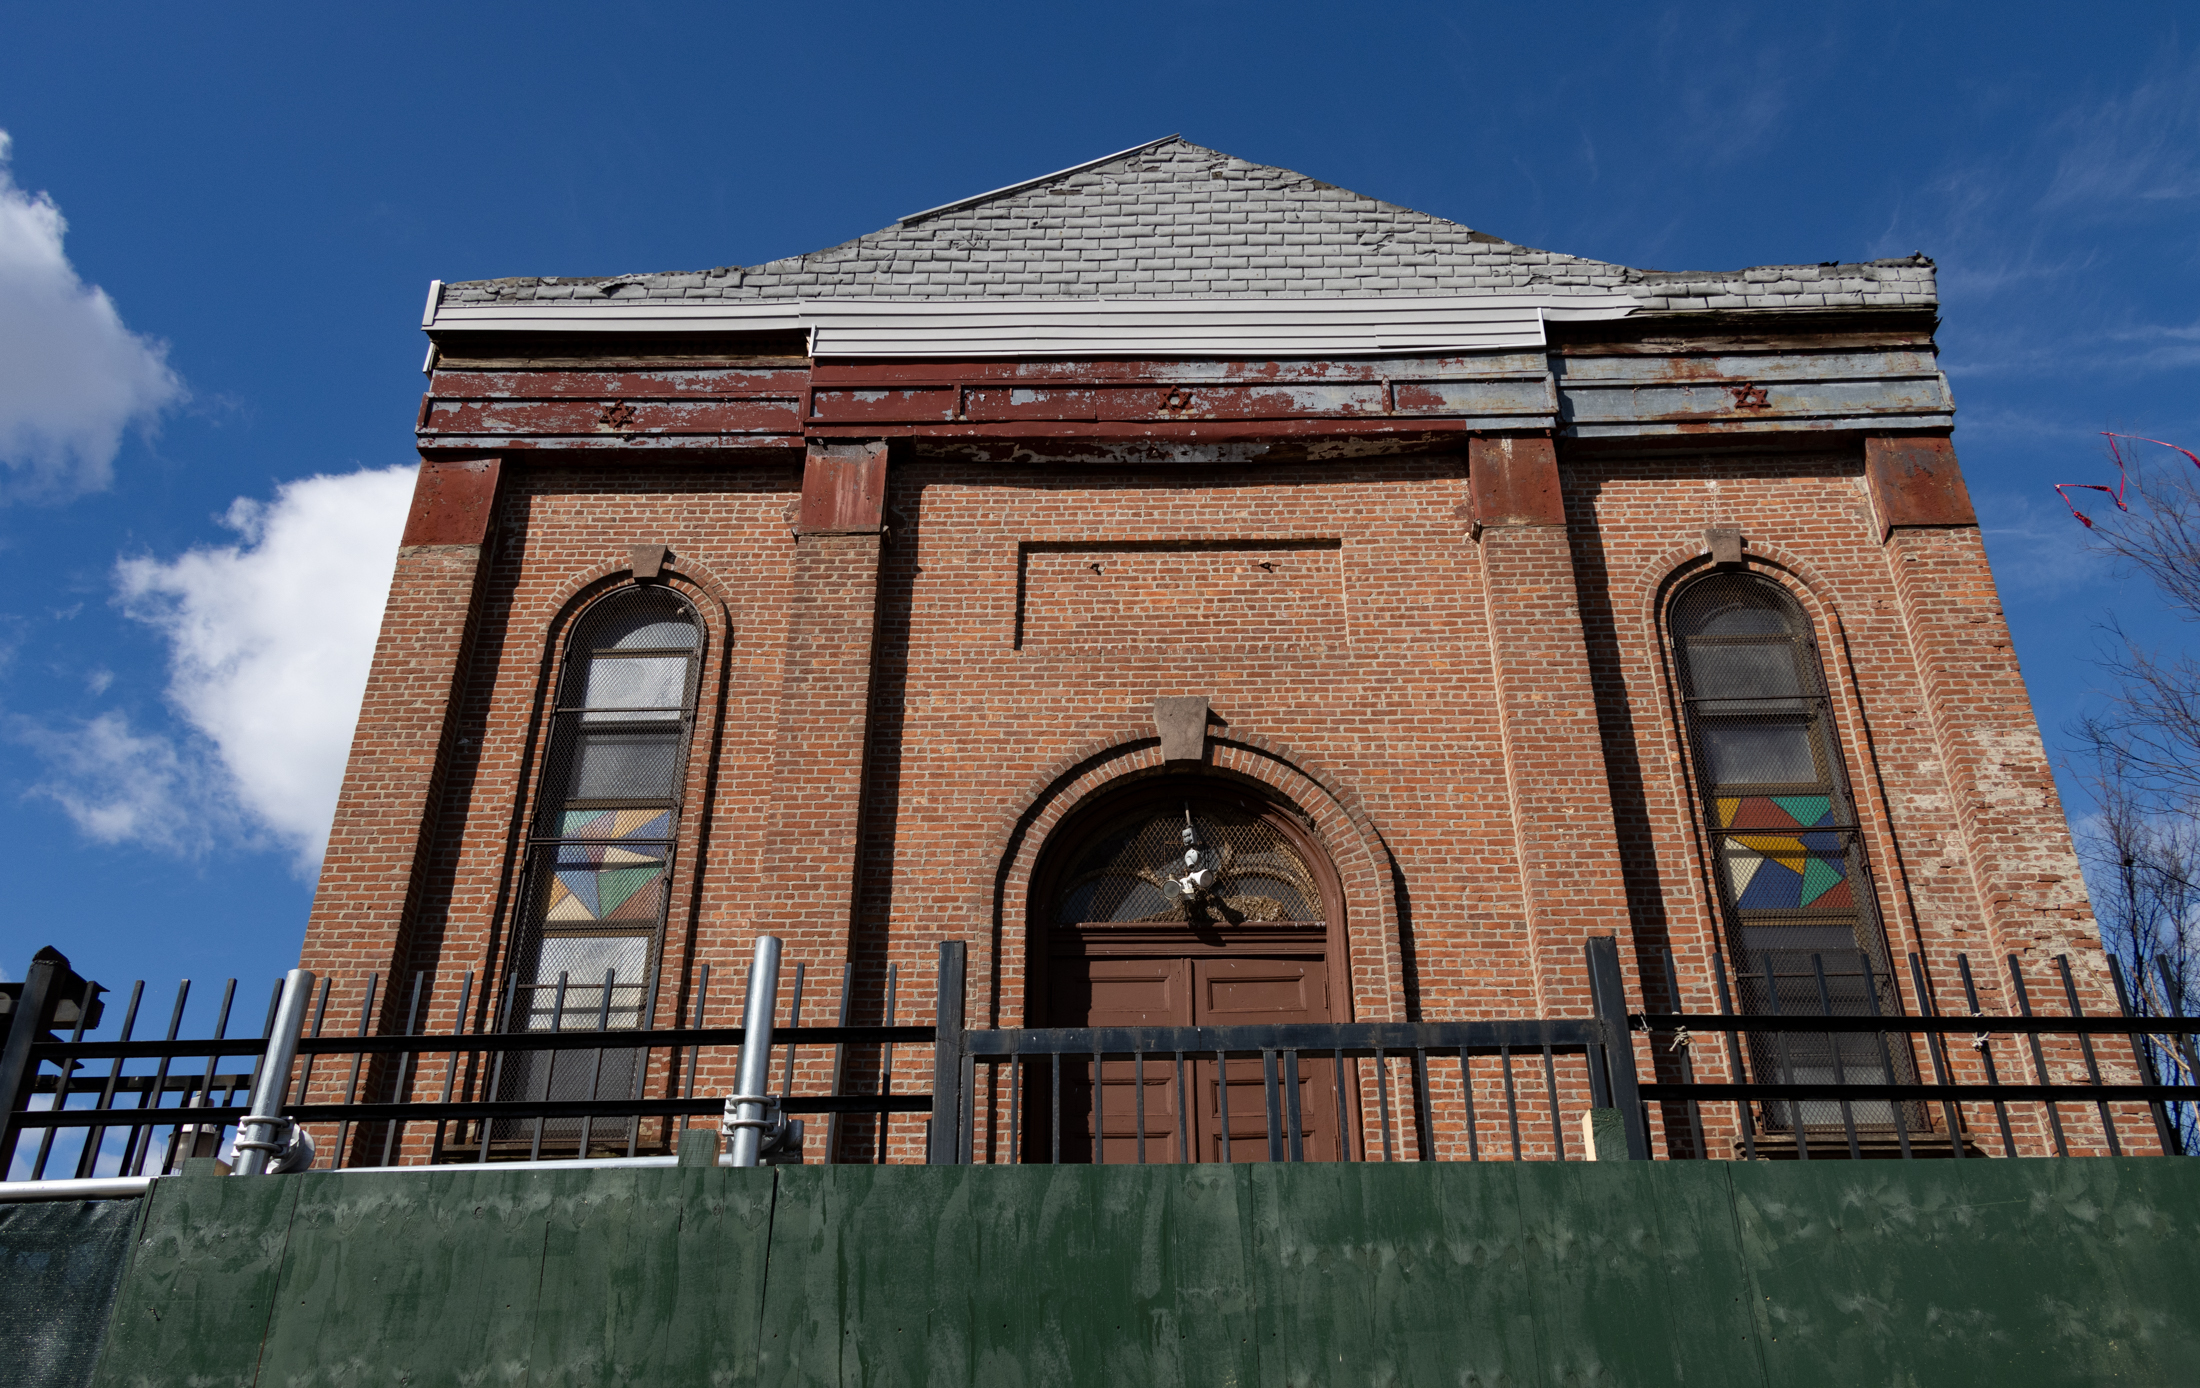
[517,940,652,1032]
[488,948,654,1154]
[1672,573,1921,1134]
[1054,801,1322,926]
[530,588,700,834]
[493,586,697,1151]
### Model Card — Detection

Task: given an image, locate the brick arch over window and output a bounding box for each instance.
[980,729,1409,1030]
[531,549,737,640]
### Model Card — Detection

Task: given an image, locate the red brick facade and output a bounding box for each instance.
[301,424,2137,1161]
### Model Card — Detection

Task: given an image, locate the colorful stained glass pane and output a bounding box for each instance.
[561,809,616,837]
[560,808,672,841]
[1726,843,1767,896]
[1727,798,1789,830]
[1719,795,1841,832]
[554,868,601,918]
[544,860,665,923]
[544,877,585,922]
[595,867,660,918]
[1722,830,1855,914]
[613,809,671,839]
[1798,855,1847,905]
[1735,855,1804,909]
[1772,795,1833,826]
[1734,833,1808,874]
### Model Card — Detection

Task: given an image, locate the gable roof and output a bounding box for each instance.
[435,136,1935,315]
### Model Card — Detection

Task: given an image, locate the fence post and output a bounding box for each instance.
[927,942,966,1165]
[727,937,783,1168]
[0,948,72,1171]
[2103,955,2177,1157]
[1585,936,1651,1159]
[234,969,317,1176]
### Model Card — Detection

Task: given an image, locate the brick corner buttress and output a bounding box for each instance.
[301,455,504,1032]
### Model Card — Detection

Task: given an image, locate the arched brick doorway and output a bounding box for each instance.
[1027,779,1353,1162]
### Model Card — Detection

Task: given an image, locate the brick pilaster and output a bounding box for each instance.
[1470,437,1633,1014]
[1870,438,2105,990]
[758,442,890,966]
[303,456,502,1028]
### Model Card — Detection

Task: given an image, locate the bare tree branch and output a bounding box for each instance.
[2063,434,2200,1150]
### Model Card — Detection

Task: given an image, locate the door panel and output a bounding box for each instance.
[1196,1058,1336,1163]
[1198,957,1326,1020]
[1047,958,1190,1163]
[1041,953,1343,1162]
[1191,958,1340,1162]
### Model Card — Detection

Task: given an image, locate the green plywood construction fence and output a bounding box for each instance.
[66,1157,2200,1387]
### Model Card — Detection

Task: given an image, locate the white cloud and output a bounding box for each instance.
[0,130,185,499]
[17,710,224,856]
[24,466,417,870]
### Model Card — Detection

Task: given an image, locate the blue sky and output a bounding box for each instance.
[0,1,2194,1021]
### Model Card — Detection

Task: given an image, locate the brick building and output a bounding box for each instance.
[301,136,2122,1162]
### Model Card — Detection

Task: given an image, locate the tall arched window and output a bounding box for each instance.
[1669,573,1914,1135]
[508,585,701,1039]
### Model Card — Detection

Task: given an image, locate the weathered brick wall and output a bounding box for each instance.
[1470,437,1633,1019]
[303,432,2132,1162]
[1564,443,2128,1156]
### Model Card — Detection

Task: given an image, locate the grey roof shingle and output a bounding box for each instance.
[440,137,1935,314]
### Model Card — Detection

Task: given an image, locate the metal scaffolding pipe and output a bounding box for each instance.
[726,938,782,1167]
[232,969,316,1176]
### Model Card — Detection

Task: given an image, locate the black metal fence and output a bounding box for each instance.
[6,937,2198,1181]
[0,946,940,1180]
[1635,947,2200,1159]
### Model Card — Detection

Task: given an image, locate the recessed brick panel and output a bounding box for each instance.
[1016,541,1344,652]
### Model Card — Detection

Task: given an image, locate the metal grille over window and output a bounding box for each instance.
[1054,802,1322,926]
[493,587,700,1155]
[1670,574,1922,1139]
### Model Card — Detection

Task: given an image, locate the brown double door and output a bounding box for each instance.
[1038,955,1346,1163]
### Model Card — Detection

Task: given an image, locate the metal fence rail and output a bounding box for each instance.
[951,1017,1628,1164]
[1,944,947,1180]
[931,937,1649,1164]
[1633,948,2200,1160]
[8,934,2199,1182]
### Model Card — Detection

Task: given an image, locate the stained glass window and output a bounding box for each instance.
[492,586,701,1150]
[1670,573,1918,1135]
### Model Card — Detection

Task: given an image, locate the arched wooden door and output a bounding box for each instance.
[1028,784,1353,1162]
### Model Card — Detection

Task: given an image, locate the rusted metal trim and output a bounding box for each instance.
[796,441,890,535]
[1863,435,1976,540]
[1468,436,1565,529]
[400,456,502,548]
[799,417,1533,443]
[416,436,807,453]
